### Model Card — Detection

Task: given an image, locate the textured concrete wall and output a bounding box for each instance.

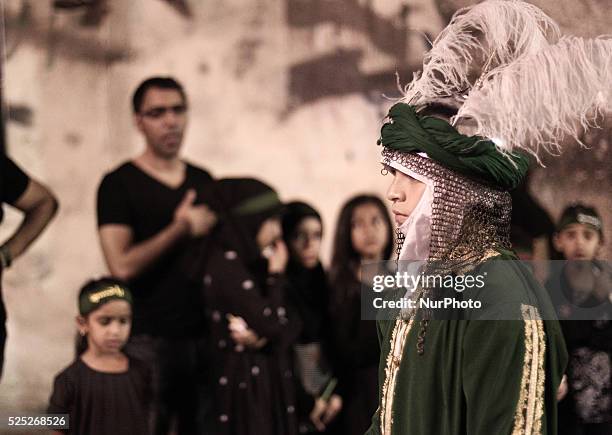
[0,0,444,414]
[0,0,609,418]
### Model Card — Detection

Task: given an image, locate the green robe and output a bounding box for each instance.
[366,255,568,435]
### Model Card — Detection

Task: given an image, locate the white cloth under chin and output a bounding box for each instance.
[384,157,433,263]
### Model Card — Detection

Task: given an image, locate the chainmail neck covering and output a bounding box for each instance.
[382,147,512,275]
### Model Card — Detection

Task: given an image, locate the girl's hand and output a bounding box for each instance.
[309,398,327,432]
[310,394,343,431]
[227,314,267,349]
[322,394,342,424]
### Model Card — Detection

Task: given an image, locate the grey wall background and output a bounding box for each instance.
[0,0,609,419]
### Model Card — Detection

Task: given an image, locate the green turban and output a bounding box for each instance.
[378,103,529,190]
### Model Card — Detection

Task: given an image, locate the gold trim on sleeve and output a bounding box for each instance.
[512,305,546,435]
[380,318,414,435]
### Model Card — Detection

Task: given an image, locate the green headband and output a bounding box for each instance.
[232,191,282,216]
[558,212,602,233]
[378,103,529,190]
[79,284,133,316]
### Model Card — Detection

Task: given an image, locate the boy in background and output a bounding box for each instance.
[549,204,612,435]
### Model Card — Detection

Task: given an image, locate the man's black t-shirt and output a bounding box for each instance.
[97,161,215,337]
[0,155,29,225]
[1,155,29,326]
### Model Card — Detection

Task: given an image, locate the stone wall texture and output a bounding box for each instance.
[0,0,609,420]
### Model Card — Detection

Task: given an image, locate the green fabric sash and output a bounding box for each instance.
[378,103,529,190]
[233,191,282,216]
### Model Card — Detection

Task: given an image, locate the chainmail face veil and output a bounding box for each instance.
[382,147,512,354]
[382,148,512,273]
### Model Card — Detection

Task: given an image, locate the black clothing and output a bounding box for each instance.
[204,243,300,435]
[547,262,612,434]
[201,177,299,435]
[0,155,29,378]
[48,357,151,435]
[96,161,215,337]
[510,174,555,256]
[286,260,339,435]
[286,261,330,345]
[329,276,379,435]
[97,160,217,434]
[0,155,29,224]
[282,202,339,434]
[124,335,211,435]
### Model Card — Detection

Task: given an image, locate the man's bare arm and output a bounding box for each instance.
[2,179,59,263]
[98,220,188,281]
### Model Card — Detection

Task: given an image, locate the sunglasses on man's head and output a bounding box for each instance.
[140,104,187,119]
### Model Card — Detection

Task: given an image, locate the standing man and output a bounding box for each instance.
[1,155,58,379]
[97,77,217,434]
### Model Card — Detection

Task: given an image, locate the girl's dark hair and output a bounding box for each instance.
[75,277,130,356]
[282,201,322,245]
[329,195,393,300]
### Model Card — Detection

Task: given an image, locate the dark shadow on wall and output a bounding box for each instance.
[4,0,132,66]
[287,49,415,107]
[285,0,426,111]
[287,0,412,60]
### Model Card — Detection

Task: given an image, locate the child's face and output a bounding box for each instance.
[385,166,426,226]
[289,217,322,269]
[257,217,283,252]
[351,203,389,260]
[78,300,132,355]
[553,223,602,260]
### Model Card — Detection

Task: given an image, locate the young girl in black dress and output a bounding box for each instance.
[282,201,342,434]
[328,195,393,435]
[48,278,151,435]
[202,178,301,435]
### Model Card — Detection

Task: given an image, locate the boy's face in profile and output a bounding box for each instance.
[553,223,602,260]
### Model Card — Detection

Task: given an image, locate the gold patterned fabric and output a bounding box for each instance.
[380,318,414,434]
[513,305,547,435]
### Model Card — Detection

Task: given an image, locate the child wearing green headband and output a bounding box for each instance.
[547,205,612,435]
[47,278,151,435]
[553,204,604,262]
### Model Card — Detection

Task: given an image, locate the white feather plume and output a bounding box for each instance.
[400,0,560,107]
[455,36,612,159]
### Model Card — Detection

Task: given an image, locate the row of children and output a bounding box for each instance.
[47,186,394,435]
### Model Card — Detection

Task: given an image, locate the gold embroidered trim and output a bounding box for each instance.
[512,305,546,435]
[380,318,413,435]
[533,319,546,435]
